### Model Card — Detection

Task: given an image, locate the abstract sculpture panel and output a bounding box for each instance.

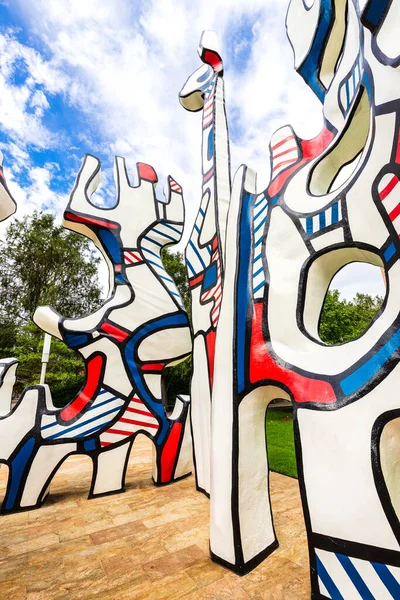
[0,0,399,596]
[186,0,400,597]
[0,154,18,418]
[0,156,193,513]
[179,31,230,497]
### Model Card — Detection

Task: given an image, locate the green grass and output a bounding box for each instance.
[266,407,298,479]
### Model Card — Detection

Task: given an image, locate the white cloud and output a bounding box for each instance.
[10,0,322,195]
[0,30,69,152]
[329,264,386,301]
[0,0,383,299]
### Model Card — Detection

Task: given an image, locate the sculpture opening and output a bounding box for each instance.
[0,464,9,506]
[49,454,93,501]
[318,261,386,344]
[300,248,385,343]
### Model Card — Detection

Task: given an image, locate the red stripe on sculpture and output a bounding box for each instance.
[142,363,164,371]
[138,163,158,183]
[379,176,399,201]
[160,422,183,482]
[64,211,119,229]
[203,49,223,73]
[60,354,104,421]
[249,303,336,404]
[100,321,129,342]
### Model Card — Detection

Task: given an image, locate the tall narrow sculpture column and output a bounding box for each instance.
[179,31,231,496]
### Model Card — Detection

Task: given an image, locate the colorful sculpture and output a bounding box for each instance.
[0,150,16,222]
[1,0,400,595]
[0,153,19,417]
[0,155,193,513]
[186,1,400,597]
[179,31,230,497]
[0,359,19,416]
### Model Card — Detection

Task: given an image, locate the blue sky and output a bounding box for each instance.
[0,0,384,299]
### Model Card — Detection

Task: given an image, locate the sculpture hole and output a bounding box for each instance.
[379,417,400,521]
[0,463,9,506]
[48,454,93,501]
[266,402,297,478]
[318,262,385,344]
[308,87,370,196]
[125,434,154,491]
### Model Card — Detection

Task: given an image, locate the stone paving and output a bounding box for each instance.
[0,436,310,599]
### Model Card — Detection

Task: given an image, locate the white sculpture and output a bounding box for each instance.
[0,156,193,513]
[179,30,230,497]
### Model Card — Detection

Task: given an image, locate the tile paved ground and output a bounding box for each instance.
[0,436,310,599]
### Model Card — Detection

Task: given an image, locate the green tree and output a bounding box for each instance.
[11,322,85,406]
[161,249,192,411]
[161,248,191,313]
[319,289,383,344]
[0,211,102,322]
[0,211,103,404]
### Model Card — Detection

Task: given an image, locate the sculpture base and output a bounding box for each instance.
[210,538,279,576]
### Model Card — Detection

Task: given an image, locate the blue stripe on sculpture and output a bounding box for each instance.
[47,406,121,439]
[363,0,391,27]
[253,266,264,279]
[64,333,90,348]
[186,258,196,276]
[162,223,182,236]
[41,395,119,431]
[236,193,253,393]
[316,555,344,600]
[372,562,400,598]
[152,228,179,243]
[98,229,121,263]
[142,246,160,260]
[332,202,339,223]
[336,554,375,600]
[143,235,162,248]
[253,219,264,235]
[6,437,36,510]
[254,204,267,222]
[189,240,207,269]
[124,312,189,444]
[384,242,396,262]
[340,327,400,396]
[208,128,214,161]
[253,281,265,294]
[254,195,266,209]
[83,438,96,451]
[298,0,334,102]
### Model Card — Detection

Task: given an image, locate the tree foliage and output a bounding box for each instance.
[11,322,86,405]
[319,289,383,345]
[0,211,103,403]
[161,249,192,411]
[0,215,387,409]
[161,248,191,313]
[0,211,102,323]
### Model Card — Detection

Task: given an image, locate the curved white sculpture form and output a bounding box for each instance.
[203,1,400,597]
[0,156,193,513]
[0,150,16,222]
[0,153,18,416]
[179,30,230,497]
[0,359,18,416]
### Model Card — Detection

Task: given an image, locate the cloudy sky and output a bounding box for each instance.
[0,0,385,300]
